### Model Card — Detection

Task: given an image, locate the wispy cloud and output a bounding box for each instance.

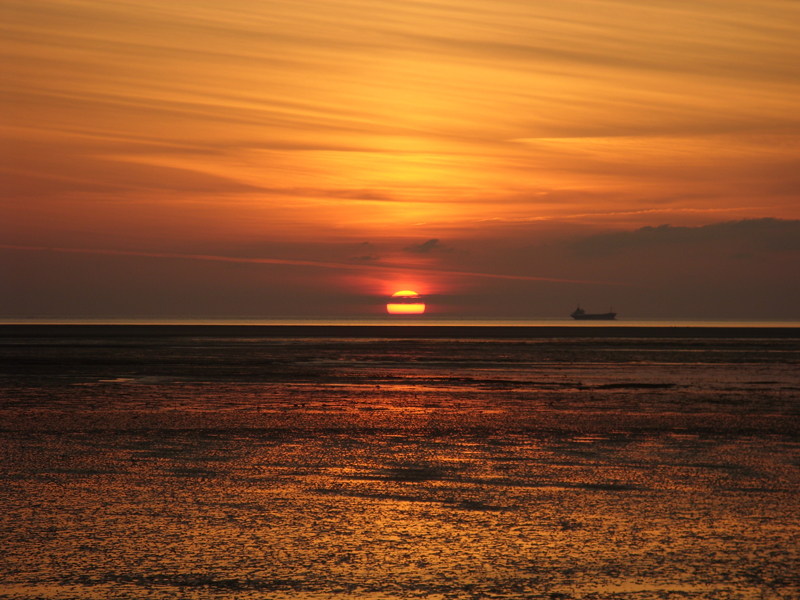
[0,244,624,286]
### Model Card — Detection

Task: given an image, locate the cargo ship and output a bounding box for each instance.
[571,306,617,320]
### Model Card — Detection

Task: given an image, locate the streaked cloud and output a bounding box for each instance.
[0,243,618,286]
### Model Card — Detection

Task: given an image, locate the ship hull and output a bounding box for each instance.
[572,313,617,320]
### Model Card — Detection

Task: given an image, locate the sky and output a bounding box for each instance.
[2,0,799,320]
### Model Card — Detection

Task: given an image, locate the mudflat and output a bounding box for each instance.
[1,326,799,599]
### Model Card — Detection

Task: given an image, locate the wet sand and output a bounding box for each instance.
[1,326,799,598]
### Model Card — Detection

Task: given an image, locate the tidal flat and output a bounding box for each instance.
[1,326,799,599]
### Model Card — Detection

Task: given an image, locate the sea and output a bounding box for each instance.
[1,320,798,599]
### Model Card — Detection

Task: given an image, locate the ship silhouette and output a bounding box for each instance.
[571,306,617,320]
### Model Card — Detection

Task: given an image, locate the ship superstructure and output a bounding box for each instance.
[571,306,617,320]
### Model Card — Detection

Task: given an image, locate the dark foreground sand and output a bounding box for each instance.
[1,327,799,599]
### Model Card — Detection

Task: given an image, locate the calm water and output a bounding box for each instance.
[1,326,799,599]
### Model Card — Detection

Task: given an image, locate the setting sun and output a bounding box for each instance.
[386,290,426,315]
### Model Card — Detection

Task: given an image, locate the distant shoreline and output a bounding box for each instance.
[2,323,799,339]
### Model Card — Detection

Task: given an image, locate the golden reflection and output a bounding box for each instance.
[2,333,799,596]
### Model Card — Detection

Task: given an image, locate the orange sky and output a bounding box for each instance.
[2,0,799,319]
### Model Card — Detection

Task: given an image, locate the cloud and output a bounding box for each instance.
[350,255,379,262]
[403,239,453,254]
[570,219,800,256]
[0,243,616,287]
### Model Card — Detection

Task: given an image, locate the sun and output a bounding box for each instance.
[387,290,425,315]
